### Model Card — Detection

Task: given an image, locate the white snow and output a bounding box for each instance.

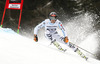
[0,28,100,64]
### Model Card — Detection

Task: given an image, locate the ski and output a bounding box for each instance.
[76,49,88,61]
[51,41,67,52]
[69,42,96,57]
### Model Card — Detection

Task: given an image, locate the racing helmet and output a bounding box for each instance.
[49,12,57,20]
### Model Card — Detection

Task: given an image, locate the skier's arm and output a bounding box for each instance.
[34,21,45,35]
[58,22,67,37]
[58,21,69,43]
[34,21,45,42]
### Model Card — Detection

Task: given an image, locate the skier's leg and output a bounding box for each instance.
[45,33,66,51]
[66,42,79,52]
[52,34,78,51]
[45,33,54,41]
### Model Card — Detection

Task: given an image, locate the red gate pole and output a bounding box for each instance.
[1,1,7,28]
[17,9,22,33]
[17,0,24,33]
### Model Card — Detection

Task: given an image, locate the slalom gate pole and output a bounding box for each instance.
[17,9,22,34]
[0,1,7,28]
[69,42,97,57]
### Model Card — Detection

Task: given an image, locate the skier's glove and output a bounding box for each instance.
[34,35,38,42]
[64,37,69,43]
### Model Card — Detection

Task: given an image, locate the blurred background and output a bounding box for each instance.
[0,0,100,60]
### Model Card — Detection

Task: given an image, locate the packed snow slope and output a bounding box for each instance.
[0,28,100,64]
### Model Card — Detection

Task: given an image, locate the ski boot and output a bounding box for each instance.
[51,40,66,52]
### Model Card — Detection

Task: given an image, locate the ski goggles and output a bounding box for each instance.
[50,16,57,20]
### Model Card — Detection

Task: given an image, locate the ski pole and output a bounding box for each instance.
[69,42,97,57]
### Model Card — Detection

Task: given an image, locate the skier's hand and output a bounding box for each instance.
[64,36,69,43]
[34,34,38,42]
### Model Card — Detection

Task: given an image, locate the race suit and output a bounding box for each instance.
[34,19,77,51]
[34,19,67,42]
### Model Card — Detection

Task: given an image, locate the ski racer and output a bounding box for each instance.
[33,12,88,60]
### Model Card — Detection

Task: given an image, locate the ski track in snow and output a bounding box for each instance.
[0,28,100,64]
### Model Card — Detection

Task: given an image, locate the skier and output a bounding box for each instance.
[33,12,88,60]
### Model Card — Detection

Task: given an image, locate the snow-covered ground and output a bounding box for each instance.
[0,28,100,64]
